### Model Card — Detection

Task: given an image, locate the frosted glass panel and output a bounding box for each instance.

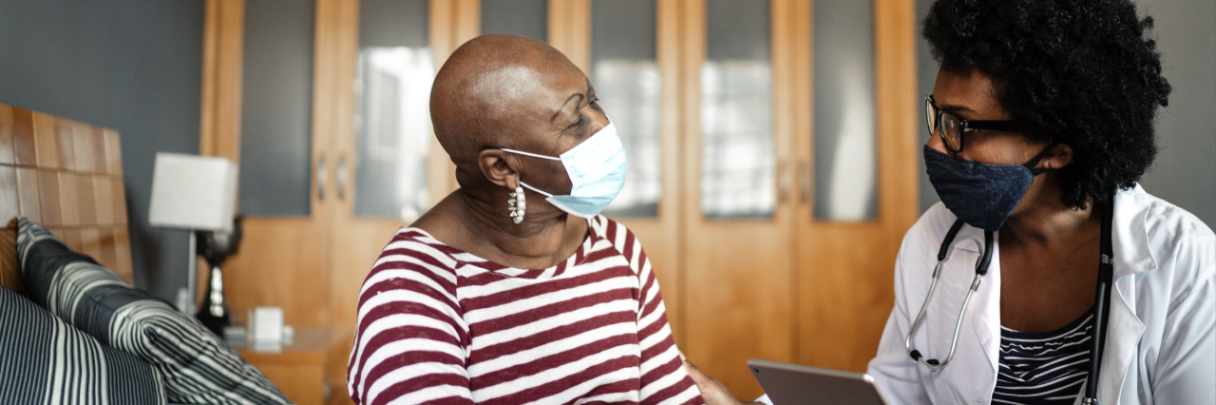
[701,0,774,219]
[592,0,660,217]
[480,0,548,42]
[354,0,434,222]
[239,0,315,216]
[812,0,878,221]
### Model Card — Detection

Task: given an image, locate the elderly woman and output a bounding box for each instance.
[866,1,1214,404]
[344,35,703,405]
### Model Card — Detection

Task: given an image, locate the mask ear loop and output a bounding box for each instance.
[500,148,565,199]
[519,181,554,198]
[500,148,562,161]
[1022,141,1060,175]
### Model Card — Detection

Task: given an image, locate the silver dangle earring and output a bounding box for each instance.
[508,185,526,224]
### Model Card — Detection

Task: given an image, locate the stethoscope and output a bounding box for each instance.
[903,200,1115,405]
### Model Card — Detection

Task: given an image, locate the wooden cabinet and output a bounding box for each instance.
[199,0,918,400]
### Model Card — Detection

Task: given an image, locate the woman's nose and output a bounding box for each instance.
[588,106,609,136]
[926,126,950,154]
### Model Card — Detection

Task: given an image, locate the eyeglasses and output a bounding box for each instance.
[925,95,1027,153]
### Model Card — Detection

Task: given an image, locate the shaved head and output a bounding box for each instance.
[431,35,585,173]
[412,34,607,248]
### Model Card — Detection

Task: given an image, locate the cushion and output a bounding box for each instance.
[16,217,290,405]
[0,285,166,404]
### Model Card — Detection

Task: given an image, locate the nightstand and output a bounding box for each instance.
[232,327,354,405]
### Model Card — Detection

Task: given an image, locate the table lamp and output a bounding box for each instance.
[148,152,239,317]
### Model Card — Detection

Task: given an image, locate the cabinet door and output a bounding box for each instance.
[792,0,918,372]
[209,0,334,328]
[680,0,797,399]
[325,0,472,333]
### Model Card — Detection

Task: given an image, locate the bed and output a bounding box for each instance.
[0,102,291,405]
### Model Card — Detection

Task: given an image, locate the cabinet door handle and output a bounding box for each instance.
[317,154,327,201]
[800,160,812,203]
[778,160,792,204]
[337,154,348,201]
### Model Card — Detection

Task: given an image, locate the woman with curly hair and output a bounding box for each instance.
[865,0,1215,404]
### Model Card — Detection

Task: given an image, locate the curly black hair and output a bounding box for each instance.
[922,0,1172,209]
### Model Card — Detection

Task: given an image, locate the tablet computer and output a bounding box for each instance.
[748,358,890,405]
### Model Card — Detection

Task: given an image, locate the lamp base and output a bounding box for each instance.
[175,287,193,314]
[195,265,230,337]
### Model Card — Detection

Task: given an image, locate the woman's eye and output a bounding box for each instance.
[589,96,599,106]
[567,116,585,130]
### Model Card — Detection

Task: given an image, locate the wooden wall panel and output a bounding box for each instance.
[0,102,134,287]
[73,123,104,173]
[0,105,13,164]
[110,177,127,225]
[112,226,134,282]
[94,175,114,225]
[55,119,77,172]
[11,108,36,166]
[80,227,102,263]
[59,228,82,253]
[74,173,96,226]
[0,166,17,223]
[102,129,123,175]
[57,172,80,227]
[37,170,62,226]
[15,168,41,223]
[33,113,60,169]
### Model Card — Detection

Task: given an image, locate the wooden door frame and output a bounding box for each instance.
[790,0,918,371]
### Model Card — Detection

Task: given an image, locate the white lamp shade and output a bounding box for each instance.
[149,152,239,232]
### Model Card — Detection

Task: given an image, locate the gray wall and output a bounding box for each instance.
[915,0,1216,229]
[0,0,205,301]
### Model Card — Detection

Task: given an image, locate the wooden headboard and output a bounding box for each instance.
[0,102,133,294]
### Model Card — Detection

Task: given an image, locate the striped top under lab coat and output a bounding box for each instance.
[994,307,1095,404]
[346,215,703,405]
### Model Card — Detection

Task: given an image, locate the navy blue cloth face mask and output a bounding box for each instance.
[924,144,1052,232]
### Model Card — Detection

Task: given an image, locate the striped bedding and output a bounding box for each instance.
[0,284,166,405]
[15,217,290,405]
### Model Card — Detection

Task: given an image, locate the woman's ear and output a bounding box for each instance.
[1042,142,1074,170]
[477,149,519,189]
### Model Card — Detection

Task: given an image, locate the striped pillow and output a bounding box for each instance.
[16,218,291,405]
[0,285,166,405]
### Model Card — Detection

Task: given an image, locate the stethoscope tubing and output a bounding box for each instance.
[904,221,992,369]
[904,262,983,369]
[905,200,1114,404]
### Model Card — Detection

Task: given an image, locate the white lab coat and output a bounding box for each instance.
[866,185,1215,405]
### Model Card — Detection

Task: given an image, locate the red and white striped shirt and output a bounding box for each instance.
[347,215,704,405]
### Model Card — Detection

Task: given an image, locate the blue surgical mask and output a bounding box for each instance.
[924,144,1051,232]
[501,120,627,218]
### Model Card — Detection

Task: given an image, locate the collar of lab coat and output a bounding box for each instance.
[949,185,1157,276]
[949,185,1154,404]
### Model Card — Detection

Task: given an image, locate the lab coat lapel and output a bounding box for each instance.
[926,226,999,403]
[967,228,1001,402]
[1096,188,1154,404]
